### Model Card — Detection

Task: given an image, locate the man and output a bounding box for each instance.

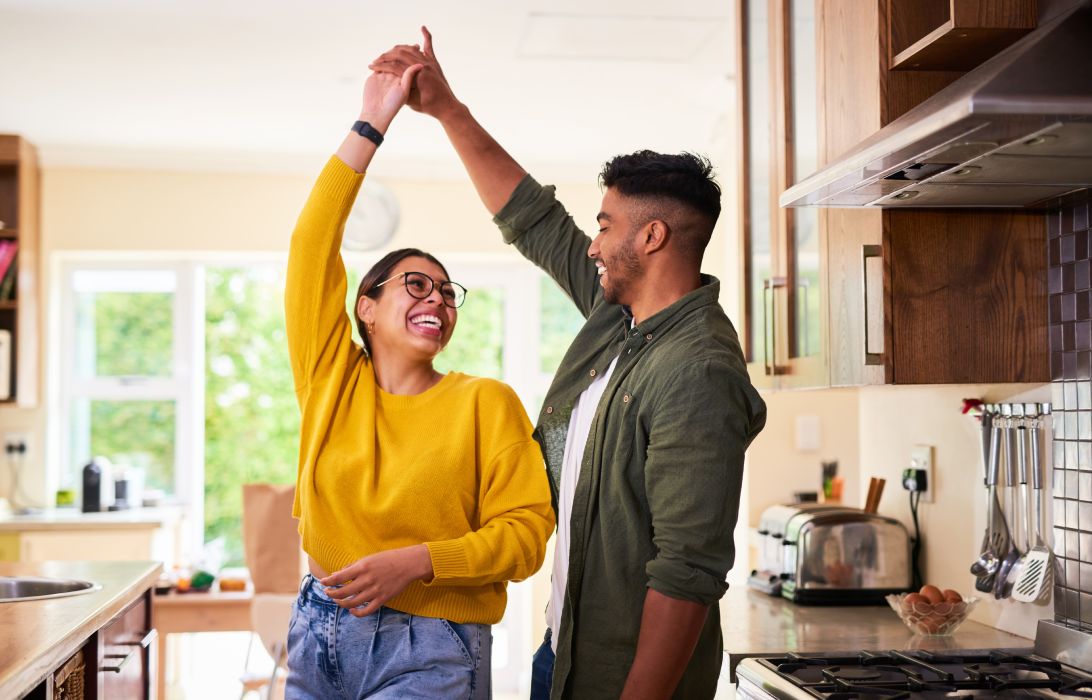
[372,29,766,700]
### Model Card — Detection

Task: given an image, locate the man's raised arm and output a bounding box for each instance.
[371,27,526,215]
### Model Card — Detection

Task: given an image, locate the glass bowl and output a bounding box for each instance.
[885,593,979,636]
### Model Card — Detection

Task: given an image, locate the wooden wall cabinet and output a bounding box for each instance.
[738,0,827,390]
[0,135,39,406]
[819,0,1049,386]
[888,0,1037,70]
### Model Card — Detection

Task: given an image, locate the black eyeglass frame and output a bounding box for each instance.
[372,271,467,308]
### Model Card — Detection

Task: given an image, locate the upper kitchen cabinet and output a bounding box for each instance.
[0,135,39,406]
[817,0,1049,385]
[888,0,1037,71]
[737,0,826,389]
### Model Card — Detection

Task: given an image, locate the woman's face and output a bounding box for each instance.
[357,256,458,362]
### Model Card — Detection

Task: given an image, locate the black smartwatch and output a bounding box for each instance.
[351,120,384,147]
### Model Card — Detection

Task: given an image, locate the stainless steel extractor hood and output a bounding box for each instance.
[781,0,1092,209]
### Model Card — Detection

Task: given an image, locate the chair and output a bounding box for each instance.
[239,483,304,700]
[239,594,295,699]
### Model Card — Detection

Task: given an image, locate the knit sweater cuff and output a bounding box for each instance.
[424,539,471,583]
[317,155,365,204]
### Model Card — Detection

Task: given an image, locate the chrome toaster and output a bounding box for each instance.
[778,507,913,605]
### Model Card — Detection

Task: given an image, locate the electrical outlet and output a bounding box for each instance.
[910,444,934,503]
[3,433,29,464]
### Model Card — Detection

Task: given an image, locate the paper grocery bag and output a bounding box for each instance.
[242,483,303,594]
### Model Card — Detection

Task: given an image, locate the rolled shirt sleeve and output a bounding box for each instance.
[643,359,757,605]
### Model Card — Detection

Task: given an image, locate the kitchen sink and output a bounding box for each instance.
[0,576,101,602]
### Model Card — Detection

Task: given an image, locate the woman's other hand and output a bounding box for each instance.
[320,544,434,618]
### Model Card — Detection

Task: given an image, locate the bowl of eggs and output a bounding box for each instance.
[886,585,978,636]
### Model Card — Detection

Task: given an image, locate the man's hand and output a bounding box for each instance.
[319,544,434,618]
[370,26,461,121]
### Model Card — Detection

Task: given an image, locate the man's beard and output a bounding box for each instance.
[602,233,642,305]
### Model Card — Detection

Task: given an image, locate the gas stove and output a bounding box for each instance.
[737,651,1092,699]
[737,627,1092,700]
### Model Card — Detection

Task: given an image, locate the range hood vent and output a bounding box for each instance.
[781,1,1092,209]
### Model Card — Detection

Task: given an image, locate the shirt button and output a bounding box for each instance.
[545,406,554,414]
[589,369,597,377]
[623,393,631,403]
[645,333,653,341]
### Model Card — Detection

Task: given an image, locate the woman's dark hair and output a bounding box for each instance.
[354,247,450,355]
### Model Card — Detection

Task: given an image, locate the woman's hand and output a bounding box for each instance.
[320,544,434,618]
[358,62,424,135]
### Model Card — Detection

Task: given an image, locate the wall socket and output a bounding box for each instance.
[910,444,935,503]
[3,433,29,463]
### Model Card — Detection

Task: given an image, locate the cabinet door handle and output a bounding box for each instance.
[763,277,788,376]
[861,245,884,366]
[101,629,157,673]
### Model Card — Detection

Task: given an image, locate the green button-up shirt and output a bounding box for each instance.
[495,175,767,699]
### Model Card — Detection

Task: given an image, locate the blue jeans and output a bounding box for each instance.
[286,574,491,699]
[530,628,554,700]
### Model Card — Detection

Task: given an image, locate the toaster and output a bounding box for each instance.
[779,507,913,605]
[748,502,852,595]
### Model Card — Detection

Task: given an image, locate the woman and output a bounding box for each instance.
[284,64,554,700]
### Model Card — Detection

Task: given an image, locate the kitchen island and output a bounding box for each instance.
[720,586,1035,682]
[0,560,161,699]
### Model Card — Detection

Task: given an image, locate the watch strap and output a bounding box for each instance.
[351,120,384,147]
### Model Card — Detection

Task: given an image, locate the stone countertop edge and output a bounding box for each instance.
[719,586,1036,683]
[0,560,162,699]
[0,507,183,531]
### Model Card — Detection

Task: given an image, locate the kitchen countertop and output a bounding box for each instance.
[0,506,182,531]
[719,586,1034,681]
[0,560,161,699]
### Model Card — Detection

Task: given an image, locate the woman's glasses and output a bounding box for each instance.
[373,271,467,308]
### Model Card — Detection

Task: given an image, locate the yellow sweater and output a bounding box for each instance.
[285,157,554,624]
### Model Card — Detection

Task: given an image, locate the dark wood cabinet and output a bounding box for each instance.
[96,591,157,700]
[818,0,1049,386]
[737,0,827,389]
[887,0,1036,71]
[24,588,156,700]
[0,135,39,405]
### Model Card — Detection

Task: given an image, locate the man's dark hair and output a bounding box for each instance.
[354,247,450,355]
[599,150,721,260]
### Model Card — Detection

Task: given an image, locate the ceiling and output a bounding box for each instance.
[0,0,737,180]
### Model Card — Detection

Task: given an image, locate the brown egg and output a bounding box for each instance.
[919,584,944,604]
[942,589,963,603]
[904,592,929,610]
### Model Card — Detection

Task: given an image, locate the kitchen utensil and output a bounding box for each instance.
[997,421,1030,598]
[863,477,886,513]
[994,417,1023,598]
[1013,416,1054,603]
[971,421,1009,591]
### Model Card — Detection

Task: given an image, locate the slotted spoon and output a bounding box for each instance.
[1013,416,1053,603]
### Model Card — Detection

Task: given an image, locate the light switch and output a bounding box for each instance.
[795,415,821,452]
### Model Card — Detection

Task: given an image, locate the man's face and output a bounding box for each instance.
[589,188,643,306]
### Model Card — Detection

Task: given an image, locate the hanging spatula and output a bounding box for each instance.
[1013,415,1053,603]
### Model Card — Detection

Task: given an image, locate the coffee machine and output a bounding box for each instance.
[81,457,113,513]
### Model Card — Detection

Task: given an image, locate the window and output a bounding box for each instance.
[59,265,203,526]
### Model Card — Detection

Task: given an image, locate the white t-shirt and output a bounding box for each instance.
[547,355,620,651]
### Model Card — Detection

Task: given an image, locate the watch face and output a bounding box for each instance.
[343,180,400,251]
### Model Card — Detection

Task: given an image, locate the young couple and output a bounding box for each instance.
[285,28,766,700]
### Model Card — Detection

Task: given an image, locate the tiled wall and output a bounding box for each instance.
[1048,201,1092,629]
